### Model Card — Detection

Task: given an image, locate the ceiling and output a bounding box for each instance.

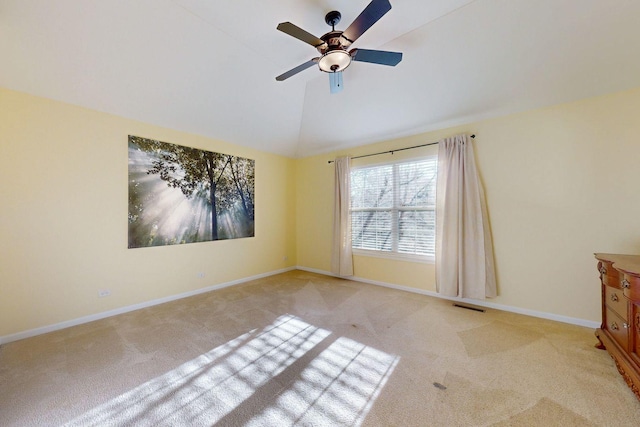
[2,0,640,158]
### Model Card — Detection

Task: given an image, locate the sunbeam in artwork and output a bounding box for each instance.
[127,136,255,247]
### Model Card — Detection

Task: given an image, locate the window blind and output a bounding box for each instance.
[350,157,437,258]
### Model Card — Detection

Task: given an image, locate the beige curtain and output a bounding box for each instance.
[331,156,354,277]
[436,134,497,299]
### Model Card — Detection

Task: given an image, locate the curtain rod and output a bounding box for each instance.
[327,134,475,164]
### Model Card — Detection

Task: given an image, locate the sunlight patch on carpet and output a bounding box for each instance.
[64,314,398,426]
[246,336,399,426]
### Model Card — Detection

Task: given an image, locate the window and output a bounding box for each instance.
[350,156,437,261]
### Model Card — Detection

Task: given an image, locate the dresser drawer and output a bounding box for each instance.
[622,273,640,301]
[605,307,629,350]
[632,303,640,363]
[600,261,622,288]
[605,285,628,320]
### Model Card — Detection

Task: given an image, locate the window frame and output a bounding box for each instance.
[350,155,437,264]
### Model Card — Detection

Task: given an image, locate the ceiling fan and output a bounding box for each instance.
[275,0,402,93]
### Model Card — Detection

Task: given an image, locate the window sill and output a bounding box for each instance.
[352,249,434,264]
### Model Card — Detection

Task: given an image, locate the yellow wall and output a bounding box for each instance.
[296,87,640,322]
[296,139,440,291]
[3,85,640,338]
[0,87,296,337]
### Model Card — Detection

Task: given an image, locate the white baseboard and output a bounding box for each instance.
[1,265,599,345]
[0,267,296,345]
[296,266,600,329]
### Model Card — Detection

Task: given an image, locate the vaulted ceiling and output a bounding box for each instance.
[2,0,640,158]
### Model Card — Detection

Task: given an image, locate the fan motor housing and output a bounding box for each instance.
[318,31,345,54]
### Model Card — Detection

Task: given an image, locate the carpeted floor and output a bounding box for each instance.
[1,270,639,426]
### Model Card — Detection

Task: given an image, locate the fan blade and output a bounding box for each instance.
[350,48,402,66]
[277,22,325,47]
[276,59,318,81]
[342,0,392,44]
[329,71,344,94]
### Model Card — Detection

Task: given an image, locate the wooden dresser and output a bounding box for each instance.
[594,253,640,400]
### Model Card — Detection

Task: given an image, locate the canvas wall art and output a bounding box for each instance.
[128,136,255,248]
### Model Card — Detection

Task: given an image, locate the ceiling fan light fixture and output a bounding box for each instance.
[318,50,351,73]
[276,0,401,90]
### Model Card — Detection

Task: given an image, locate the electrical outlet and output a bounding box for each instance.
[98,289,111,298]
[197,272,205,278]
[283,256,288,261]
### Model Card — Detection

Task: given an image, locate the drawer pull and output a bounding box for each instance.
[623,323,629,329]
[621,279,630,289]
[611,322,619,330]
[611,293,619,302]
[599,267,607,276]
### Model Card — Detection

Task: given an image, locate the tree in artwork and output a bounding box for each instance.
[128,136,255,248]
